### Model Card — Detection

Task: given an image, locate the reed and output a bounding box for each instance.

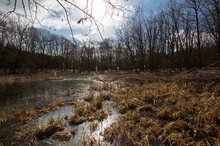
[34,116,65,140]
[103,76,220,145]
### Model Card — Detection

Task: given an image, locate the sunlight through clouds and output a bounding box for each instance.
[33,0,138,41]
[0,0,164,41]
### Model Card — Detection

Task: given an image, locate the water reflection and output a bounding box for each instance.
[0,74,141,145]
[36,106,119,146]
[0,75,91,114]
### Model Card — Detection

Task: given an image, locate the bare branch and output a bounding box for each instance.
[63,0,104,40]
[0,0,132,41]
[56,0,76,43]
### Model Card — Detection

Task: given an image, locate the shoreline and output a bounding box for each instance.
[0,68,220,85]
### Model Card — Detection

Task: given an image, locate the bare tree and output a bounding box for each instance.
[145,15,159,71]
[79,41,96,71]
[25,26,39,53]
[202,0,220,55]
[130,10,146,71]
[0,13,8,46]
[116,22,137,70]
[180,10,195,69]
[183,0,206,68]
[98,38,115,70]
[0,0,131,41]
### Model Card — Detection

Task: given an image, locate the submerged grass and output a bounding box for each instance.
[34,116,65,140]
[68,93,108,126]
[0,97,73,144]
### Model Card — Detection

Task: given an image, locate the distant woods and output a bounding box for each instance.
[0,17,77,74]
[0,0,219,74]
[115,0,220,71]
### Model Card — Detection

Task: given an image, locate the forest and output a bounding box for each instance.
[0,0,219,75]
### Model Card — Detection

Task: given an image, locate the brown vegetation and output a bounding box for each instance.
[103,72,220,145]
[0,112,14,124]
[52,131,71,141]
[0,72,54,85]
[1,70,219,145]
[34,117,65,140]
[68,93,108,125]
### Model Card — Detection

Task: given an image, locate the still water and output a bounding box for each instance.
[0,74,143,145]
[0,75,92,114]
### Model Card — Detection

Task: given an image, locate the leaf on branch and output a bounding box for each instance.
[77,18,87,24]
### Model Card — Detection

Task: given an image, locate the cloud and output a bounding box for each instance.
[73,34,91,42]
[35,0,137,41]
[0,0,165,41]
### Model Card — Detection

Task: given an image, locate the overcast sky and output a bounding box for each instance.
[0,0,167,42]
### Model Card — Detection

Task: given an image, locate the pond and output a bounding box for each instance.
[0,75,92,114]
[0,74,143,145]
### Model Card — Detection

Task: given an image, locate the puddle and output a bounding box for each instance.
[33,105,119,146]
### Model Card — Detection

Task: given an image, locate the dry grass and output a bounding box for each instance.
[90,120,99,132]
[19,108,38,124]
[52,131,71,141]
[0,72,56,85]
[68,93,109,126]
[0,112,14,124]
[3,70,220,145]
[2,98,72,144]
[34,117,65,140]
[84,93,94,102]
[49,99,67,109]
[15,99,69,125]
[65,87,82,95]
[103,74,220,145]
[89,82,113,91]
[13,117,66,144]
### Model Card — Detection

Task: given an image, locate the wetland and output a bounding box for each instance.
[0,70,219,146]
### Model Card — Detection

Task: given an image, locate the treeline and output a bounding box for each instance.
[0,44,63,74]
[114,0,220,71]
[0,14,77,74]
[0,0,219,74]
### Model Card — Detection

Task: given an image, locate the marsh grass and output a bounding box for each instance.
[0,75,29,85]
[2,98,72,144]
[52,131,71,141]
[89,82,113,91]
[0,72,56,85]
[84,93,94,102]
[103,76,220,145]
[49,99,67,108]
[3,71,220,145]
[14,129,36,143]
[17,99,68,124]
[0,112,14,124]
[19,108,38,124]
[14,116,66,143]
[34,117,65,140]
[90,120,99,132]
[65,87,82,95]
[68,93,108,125]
